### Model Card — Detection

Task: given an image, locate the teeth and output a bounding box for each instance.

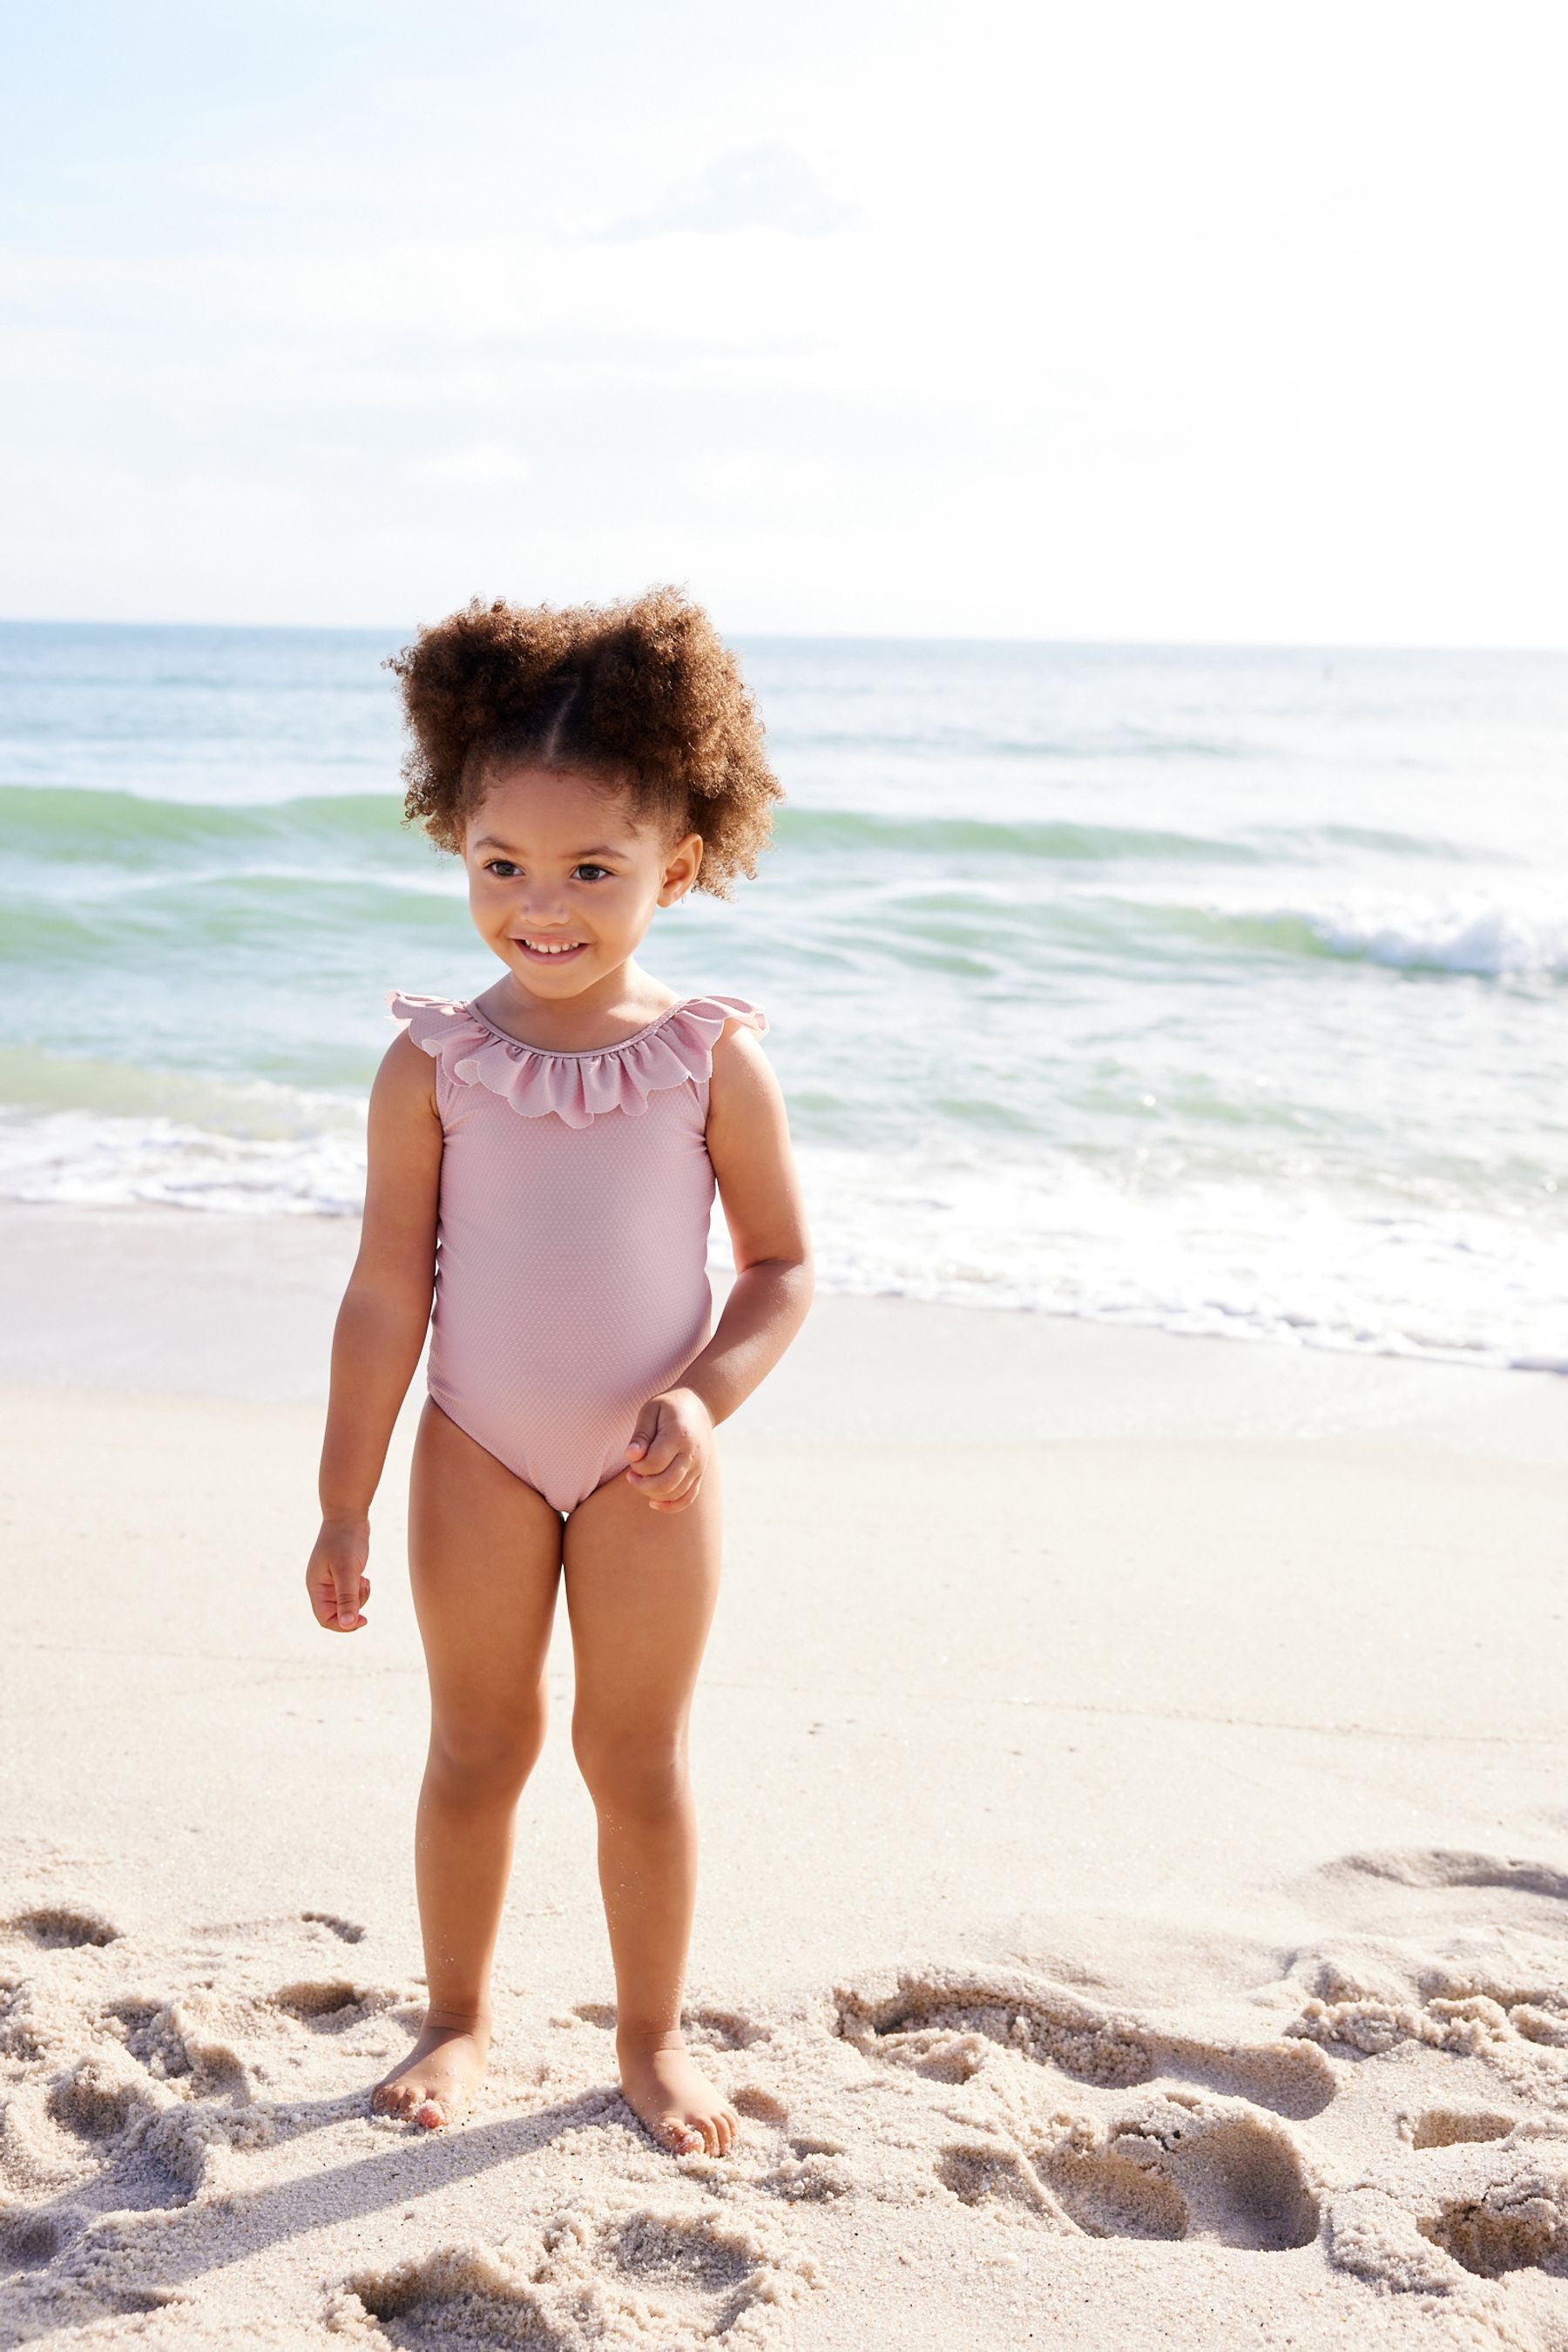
[520,940,581,955]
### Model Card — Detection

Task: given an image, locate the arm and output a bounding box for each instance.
[624,1022,814,1511]
[306,1031,443,1629]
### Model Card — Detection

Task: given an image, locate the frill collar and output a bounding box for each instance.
[388,989,767,1128]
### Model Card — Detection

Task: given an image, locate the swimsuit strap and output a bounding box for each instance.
[387,990,767,1129]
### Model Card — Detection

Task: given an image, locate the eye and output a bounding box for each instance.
[572,863,612,882]
[483,858,521,878]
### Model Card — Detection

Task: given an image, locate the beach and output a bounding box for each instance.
[4,1205,1568,2347]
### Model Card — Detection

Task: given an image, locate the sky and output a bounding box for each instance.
[1,0,1564,644]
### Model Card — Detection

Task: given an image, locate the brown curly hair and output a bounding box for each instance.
[385,585,781,896]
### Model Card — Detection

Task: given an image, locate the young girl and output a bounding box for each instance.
[304,588,812,2159]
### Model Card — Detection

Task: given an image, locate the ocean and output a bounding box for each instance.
[3,621,1565,1371]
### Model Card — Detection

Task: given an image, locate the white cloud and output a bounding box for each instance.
[411,443,532,490]
[594,144,857,241]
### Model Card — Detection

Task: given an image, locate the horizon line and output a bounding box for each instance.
[2,614,1566,661]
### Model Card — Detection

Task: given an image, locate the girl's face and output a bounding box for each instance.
[463,763,702,997]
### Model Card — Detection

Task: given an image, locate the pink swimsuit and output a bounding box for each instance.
[388,988,767,1514]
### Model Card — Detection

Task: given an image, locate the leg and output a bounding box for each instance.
[564,1455,738,2157]
[374,1397,564,2127]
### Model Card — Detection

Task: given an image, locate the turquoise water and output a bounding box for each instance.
[3,621,1565,1367]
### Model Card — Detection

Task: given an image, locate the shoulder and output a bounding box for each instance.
[372,1025,441,1120]
[708,1008,772,1082]
[706,1010,784,1132]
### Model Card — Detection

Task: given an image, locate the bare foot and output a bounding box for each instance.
[618,2033,740,2157]
[371,2011,490,2130]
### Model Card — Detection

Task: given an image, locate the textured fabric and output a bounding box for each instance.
[388,990,767,1513]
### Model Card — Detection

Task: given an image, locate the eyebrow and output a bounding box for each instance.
[470,836,628,857]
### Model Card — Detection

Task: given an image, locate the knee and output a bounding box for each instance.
[428,1704,544,1803]
[571,1720,688,1820]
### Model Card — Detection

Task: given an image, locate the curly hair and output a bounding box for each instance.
[385,585,781,896]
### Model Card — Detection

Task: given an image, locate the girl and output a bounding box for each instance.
[304,589,813,2159]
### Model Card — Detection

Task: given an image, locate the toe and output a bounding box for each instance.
[415,2097,447,2131]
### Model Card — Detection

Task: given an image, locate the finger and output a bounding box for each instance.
[308,1568,345,1628]
[624,1400,662,1463]
[646,1462,700,1506]
[626,1403,684,1477]
[651,1478,702,1514]
[633,1453,693,1499]
[331,1570,368,1631]
[628,1429,686,1482]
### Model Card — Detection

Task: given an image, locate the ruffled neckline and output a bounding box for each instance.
[388,988,766,1128]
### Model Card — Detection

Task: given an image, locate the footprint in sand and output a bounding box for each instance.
[1045,2103,1320,2251]
[838,1967,1336,2120]
[274,1979,388,2030]
[1328,1848,1568,1906]
[937,2101,1320,2252]
[1409,2109,1520,2151]
[936,2139,1069,2224]
[604,2206,765,2334]
[1419,2176,1568,2280]
[337,2201,812,2347]
[341,2245,573,2349]
[0,2205,64,2267]
[3,1906,120,1950]
[45,2057,154,2145]
[301,1910,367,1944]
[682,2003,771,2053]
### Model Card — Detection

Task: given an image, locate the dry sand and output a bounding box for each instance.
[3,1204,1568,2348]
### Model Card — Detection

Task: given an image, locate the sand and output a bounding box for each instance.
[3,1203,1568,2348]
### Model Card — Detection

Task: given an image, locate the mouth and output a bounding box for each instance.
[512,936,590,964]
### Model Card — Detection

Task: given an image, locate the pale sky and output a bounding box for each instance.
[3,0,1564,644]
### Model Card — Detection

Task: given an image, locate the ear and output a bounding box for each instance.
[658,831,704,906]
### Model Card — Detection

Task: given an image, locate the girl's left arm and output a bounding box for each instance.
[623,1022,813,1510]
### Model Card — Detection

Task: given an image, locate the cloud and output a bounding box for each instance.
[596,144,856,241]
[411,442,532,490]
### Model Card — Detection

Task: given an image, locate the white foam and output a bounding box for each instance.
[779,1143,1568,1374]
[1287,885,1568,980]
[3,1108,1563,1373]
[0,1106,366,1218]
[1113,880,1568,981]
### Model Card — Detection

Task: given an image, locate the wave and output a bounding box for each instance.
[3,781,1266,873]
[1112,886,1568,982]
[0,1045,364,1137]
[1294,894,1568,980]
[773,807,1261,863]
[0,782,420,868]
[5,784,1485,890]
[771,724,1251,761]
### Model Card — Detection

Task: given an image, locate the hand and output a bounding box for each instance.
[623,1388,713,1512]
[307,1515,371,1632]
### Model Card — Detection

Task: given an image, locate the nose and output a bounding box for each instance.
[510,885,571,928]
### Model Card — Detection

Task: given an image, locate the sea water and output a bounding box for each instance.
[3,621,1565,1369]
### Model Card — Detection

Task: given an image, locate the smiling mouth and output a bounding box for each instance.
[513,937,589,960]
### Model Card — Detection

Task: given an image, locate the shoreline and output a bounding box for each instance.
[4,1199,1565,1432]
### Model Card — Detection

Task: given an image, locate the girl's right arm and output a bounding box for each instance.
[305,1031,443,1633]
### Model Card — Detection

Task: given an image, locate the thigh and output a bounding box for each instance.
[409,1397,564,1727]
[562,1455,725,1737]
